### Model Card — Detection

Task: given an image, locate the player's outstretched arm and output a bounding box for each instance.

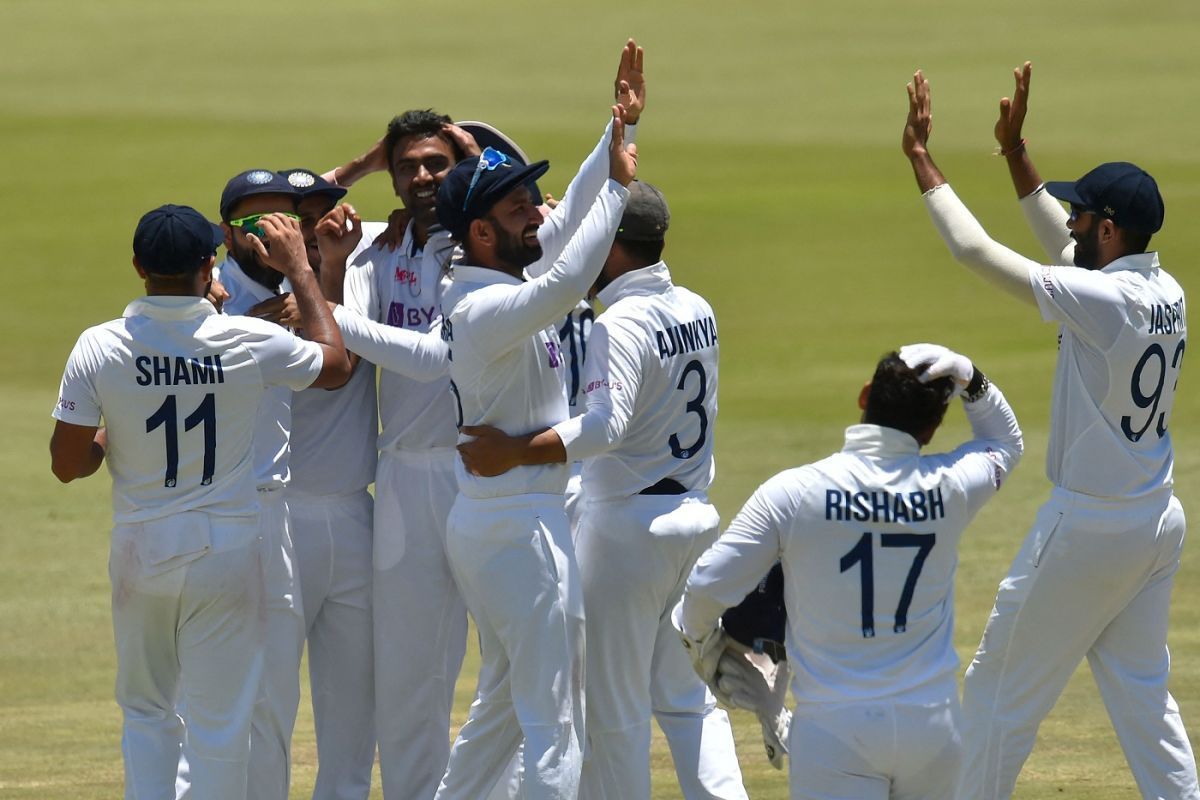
[50,422,105,483]
[322,136,388,189]
[248,214,351,388]
[995,61,1043,199]
[902,69,947,194]
[332,306,449,382]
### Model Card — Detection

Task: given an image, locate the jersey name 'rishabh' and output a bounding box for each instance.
[655,316,716,360]
[134,355,226,386]
[825,487,946,523]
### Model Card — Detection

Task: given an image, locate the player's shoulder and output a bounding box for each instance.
[68,317,128,358]
[756,463,827,507]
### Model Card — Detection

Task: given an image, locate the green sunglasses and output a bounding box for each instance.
[228,211,300,238]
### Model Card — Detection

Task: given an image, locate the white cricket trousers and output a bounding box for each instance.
[436,493,586,800]
[110,513,263,800]
[248,489,306,800]
[576,493,747,800]
[960,488,1199,799]
[289,488,375,800]
[787,689,962,799]
[373,448,466,800]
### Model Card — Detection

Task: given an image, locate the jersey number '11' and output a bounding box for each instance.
[145,393,216,488]
[840,531,936,638]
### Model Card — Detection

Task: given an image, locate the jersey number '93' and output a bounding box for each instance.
[1122,339,1185,443]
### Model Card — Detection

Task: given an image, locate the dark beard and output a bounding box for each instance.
[229,237,285,291]
[1072,221,1102,271]
[492,222,543,271]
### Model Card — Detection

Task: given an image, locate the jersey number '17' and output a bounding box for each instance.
[840,531,936,638]
[145,393,216,487]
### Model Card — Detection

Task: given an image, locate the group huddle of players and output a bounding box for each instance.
[50,36,1198,800]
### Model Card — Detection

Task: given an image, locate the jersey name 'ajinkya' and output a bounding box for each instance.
[825,487,946,523]
[1148,300,1186,335]
[134,354,226,386]
[655,315,717,361]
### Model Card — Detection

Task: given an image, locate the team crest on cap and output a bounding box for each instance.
[247,170,274,185]
[287,171,316,188]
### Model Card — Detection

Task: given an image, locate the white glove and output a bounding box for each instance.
[714,645,791,770]
[898,343,974,395]
[672,603,727,686]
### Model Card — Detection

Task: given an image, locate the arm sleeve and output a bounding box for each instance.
[343,244,382,321]
[458,179,629,358]
[528,119,636,278]
[52,332,103,426]
[551,318,642,460]
[332,305,449,381]
[246,323,325,391]
[942,382,1024,519]
[680,473,800,639]
[1019,184,1075,264]
[923,183,1042,306]
[1028,264,1129,349]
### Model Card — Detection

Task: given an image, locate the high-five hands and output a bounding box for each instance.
[609,106,638,186]
[995,61,1032,153]
[902,69,933,160]
[614,38,645,125]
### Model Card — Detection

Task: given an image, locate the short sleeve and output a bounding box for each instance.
[243,321,325,391]
[1029,265,1128,349]
[52,331,104,426]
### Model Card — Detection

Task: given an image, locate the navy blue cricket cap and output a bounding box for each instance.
[436,148,550,240]
[1045,162,1164,235]
[219,169,300,220]
[133,204,224,275]
[278,168,347,203]
[457,121,543,205]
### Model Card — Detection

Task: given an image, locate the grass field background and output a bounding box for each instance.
[3,0,1200,796]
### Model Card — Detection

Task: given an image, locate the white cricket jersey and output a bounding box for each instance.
[558,301,595,415]
[552,262,717,500]
[343,222,458,452]
[287,226,383,497]
[1029,253,1184,499]
[681,385,1022,705]
[216,256,300,489]
[52,296,323,524]
[444,179,629,500]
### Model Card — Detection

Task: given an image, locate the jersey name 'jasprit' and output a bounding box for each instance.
[825,487,946,523]
[134,354,226,386]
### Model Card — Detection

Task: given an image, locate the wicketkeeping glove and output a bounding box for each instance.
[898,342,974,396]
[672,603,728,687]
[714,646,791,770]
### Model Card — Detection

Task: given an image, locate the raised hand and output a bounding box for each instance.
[315,203,363,267]
[608,106,638,187]
[247,293,301,329]
[442,123,482,160]
[614,38,645,125]
[995,61,1031,153]
[902,69,933,159]
[247,213,309,276]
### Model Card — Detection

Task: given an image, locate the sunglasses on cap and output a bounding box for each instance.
[462,147,511,211]
[1068,203,1111,223]
[228,211,301,239]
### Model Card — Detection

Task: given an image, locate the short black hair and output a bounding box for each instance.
[615,237,664,266]
[862,352,954,441]
[1120,228,1153,255]
[383,109,460,175]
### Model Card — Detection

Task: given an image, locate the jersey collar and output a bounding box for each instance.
[842,424,921,458]
[452,264,525,286]
[1101,251,1159,274]
[596,261,673,307]
[123,295,219,320]
[218,256,278,303]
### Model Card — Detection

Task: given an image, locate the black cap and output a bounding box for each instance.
[133,204,224,275]
[1045,162,1164,235]
[457,121,543,205]
[219,169,300,220]
[616,180,669,242]
[436,148,550,240]
[278,168,348,202]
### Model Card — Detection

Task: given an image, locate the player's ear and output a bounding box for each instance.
[858,382,871,411]
[1098,218,1117,244]
[221,222,235,251]
[132,256,148,280]
[469,218,492,247]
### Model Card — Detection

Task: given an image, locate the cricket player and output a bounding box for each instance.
[49,204,350,800]
[213,168,312,800]
[247,168,381,799]
[428,97,635,799]
[676,344,1023,799]
[457,180,748,800]
[903,68,1199,798]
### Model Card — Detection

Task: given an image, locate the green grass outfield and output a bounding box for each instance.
[3,0,1200,796]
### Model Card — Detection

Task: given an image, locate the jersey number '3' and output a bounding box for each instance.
[839,531,936,638]
[669,359,709,459]
[1122,339,1185,443]
[145,393,216,488]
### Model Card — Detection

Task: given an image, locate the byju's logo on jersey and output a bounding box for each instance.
[545,339,563,369]
[386,302,437,330]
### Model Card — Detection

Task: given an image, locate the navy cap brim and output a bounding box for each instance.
[209,222,224,250]
[1044,180,1086,206]
[458,122,533,166]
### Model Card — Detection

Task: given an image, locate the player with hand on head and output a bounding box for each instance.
[675,344,1023,799]
[903,67,1199,799]
[431,95,636,800]
[49,204,349,800]
[457,180,749,800]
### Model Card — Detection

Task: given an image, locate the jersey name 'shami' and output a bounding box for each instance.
[133,355,225,386]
